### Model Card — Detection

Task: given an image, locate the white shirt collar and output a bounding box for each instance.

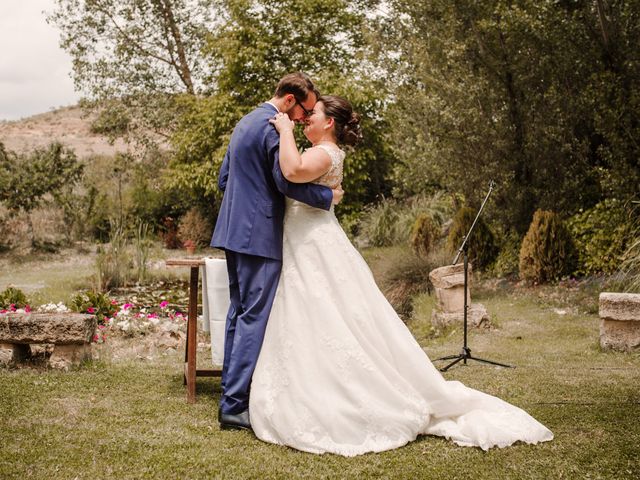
[265,101,280,113]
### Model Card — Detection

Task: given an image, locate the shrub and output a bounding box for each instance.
[378,247,444,320]
[568,198,634,275]
[0,287,28,309]
[95,218,131,291]
[357,193,452,248]
[70,291,118,326]
[614,209,640,293]
[178,208,213,247]
[446,207,498,270]
[357,197,400,247]
[491,231,522,278]
[410,214,438,258]
[519,210,577,283]
[134,221,152,283]
[161,217,181,249]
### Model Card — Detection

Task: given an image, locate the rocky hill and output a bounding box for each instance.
[0,106,131,158]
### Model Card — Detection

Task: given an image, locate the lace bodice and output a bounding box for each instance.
[312,144,345,189]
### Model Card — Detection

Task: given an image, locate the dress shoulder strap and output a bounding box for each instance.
[315,144,345,164]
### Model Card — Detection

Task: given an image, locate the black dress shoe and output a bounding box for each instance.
[219,409,251,431]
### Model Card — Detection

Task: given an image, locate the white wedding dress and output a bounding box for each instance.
[249,145,553,456]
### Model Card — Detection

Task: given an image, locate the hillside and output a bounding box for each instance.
[0,106,132,158]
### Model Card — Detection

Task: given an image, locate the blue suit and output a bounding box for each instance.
[211,103,333,414]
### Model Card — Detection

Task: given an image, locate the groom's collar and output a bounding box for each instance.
[263,101,279,113]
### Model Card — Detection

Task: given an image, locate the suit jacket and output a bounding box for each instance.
[211,103,333,260]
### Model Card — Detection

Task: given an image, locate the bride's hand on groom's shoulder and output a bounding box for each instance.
[269,112,295,134]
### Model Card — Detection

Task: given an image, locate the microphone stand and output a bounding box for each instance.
[434,181,513,372]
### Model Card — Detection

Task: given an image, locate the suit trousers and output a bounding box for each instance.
[219,250,282,414]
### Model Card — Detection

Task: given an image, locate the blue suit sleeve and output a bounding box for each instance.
[266,128,333,211]
[218,145,230,192]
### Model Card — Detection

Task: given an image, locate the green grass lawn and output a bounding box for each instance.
[1,250,639,479]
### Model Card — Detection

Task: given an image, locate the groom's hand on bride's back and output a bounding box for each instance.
[332,185,344,205]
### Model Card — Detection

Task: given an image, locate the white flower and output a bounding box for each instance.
[116,320,131,331]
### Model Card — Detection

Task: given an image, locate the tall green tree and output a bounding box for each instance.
[376,0,639,234]
[167,0,394,218]
[0,142,84,244]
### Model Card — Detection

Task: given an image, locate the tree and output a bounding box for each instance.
[167,0,394,219]
[375,0,639,234]
[48,0,219,142]
[0,142,84,244]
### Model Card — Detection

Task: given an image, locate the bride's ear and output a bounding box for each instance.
[324,117,334,130]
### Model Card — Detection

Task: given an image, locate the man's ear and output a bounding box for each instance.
[285,94,295,107]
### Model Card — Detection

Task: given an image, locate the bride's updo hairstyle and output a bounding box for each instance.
[319,95,362,146]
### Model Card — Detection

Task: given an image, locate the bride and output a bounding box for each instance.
[249,95,553,456]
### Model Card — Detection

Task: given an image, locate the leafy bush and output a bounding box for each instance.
[70,291,118,326]
[0,287,28,309]
[568,199,634,275]
[446,207,498,270]
[161,217,181,249]
[357,193,452,248]
[614,209,640,293]
[410,214,438,258]
[519,210,577,283]
[491,231,522,278]
[357,197,400,247]
[178,208,212,247]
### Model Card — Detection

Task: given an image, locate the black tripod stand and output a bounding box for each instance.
[434,181,513,372]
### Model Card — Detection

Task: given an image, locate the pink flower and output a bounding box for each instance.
[111,300,118,305]
[0,309,6,314]
[147,312,158,319]
[98,325,106,330]
[87,307,96,314]
[92,334,99,342]
[123,303,134,310]
[25,305,31,313]
[159,301,169,309]
[9,304,16,312]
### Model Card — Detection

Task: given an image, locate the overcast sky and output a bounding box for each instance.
[0,1,81,121]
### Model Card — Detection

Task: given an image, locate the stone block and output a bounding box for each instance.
[0,313,96,345]
[49,344,92,369]
[431,303,490,328]
[599,292,640,352]
[429,263,472,313]
[0,313,96,369]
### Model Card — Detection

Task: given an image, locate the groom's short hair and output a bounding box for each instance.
[274,72,319,102]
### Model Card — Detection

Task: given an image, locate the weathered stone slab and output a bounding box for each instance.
[0,313,96,345]
[599,292,640,352]
[429,263,472,313]
[599,292,640,321]
[431,303,490,328]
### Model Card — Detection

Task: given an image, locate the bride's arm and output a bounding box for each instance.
[269,113,331,183]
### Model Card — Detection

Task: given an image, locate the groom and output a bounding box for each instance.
[211,72,343,430]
